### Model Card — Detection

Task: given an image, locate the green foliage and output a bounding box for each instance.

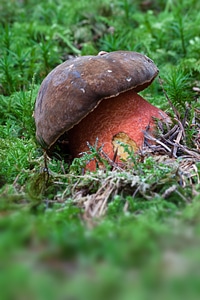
[70,140,111,174]
[162,67,194,113]
[0,136,38,184]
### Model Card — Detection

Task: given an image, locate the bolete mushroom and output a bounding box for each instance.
[34,51,169,170]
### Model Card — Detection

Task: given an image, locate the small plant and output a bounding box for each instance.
[162,67,194,114]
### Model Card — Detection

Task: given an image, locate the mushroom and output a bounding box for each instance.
[34,51,169,170]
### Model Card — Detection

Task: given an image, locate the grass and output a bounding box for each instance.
[0,0,200,298]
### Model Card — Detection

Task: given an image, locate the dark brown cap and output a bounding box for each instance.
[34,51,159,148]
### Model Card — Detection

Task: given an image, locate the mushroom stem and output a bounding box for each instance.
[68,90,168,170]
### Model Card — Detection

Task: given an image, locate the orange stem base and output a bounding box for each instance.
[68,90,168,170]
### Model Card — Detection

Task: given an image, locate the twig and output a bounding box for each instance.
[161,124,179,139]
[144,131,172,153]
[172,128,183,157]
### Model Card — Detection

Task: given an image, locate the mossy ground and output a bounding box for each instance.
[0,0,200,299]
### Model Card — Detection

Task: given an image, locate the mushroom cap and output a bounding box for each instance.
[34,51,159,149]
